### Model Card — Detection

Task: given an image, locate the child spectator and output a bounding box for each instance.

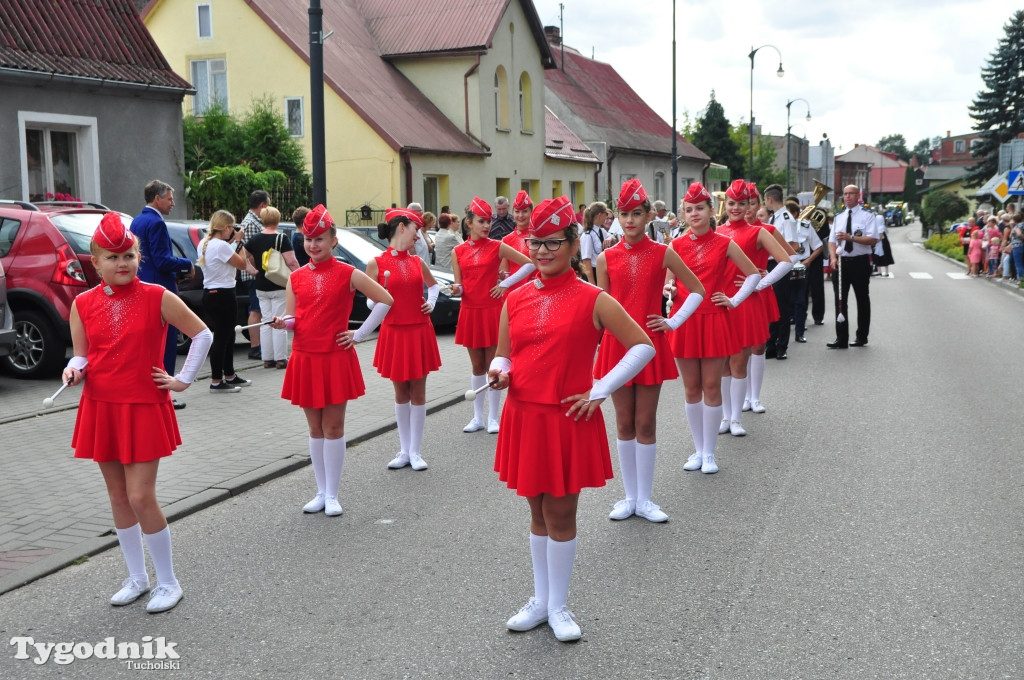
[988,237,1001,278]
[967,230,984,277]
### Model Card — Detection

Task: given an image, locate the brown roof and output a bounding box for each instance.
[545,108,598,164]
[0,0,191,90]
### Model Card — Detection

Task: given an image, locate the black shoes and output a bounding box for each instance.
[795,335,806,343]
[776,351,788,360]
[813,320,824,326]
[850,340,868,347]
[827,341,848,349]
[172,399,186,409]
[765,348,777,359]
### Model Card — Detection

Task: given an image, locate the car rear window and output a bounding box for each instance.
[0,218,21,257]
[50,213,132,254]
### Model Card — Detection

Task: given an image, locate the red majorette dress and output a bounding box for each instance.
[752,221,780,323]
[494,270,613,497]
[593,236,678,384]
[72,279,181,463]
[501,228,532,292]
[668,230,739,359]
[281,257,365,408]
[454,238,503,348]
[371,249,441,381]
[716,220,770,348]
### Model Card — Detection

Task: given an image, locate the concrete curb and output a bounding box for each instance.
[915,240,1024,299]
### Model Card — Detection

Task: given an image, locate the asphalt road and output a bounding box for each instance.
[0,227,1020,679]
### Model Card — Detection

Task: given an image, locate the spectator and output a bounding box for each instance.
[244,207,299,368]
[988,236,1002,278]
[421,211,436,264]
[291,206,311,267]
[432,212,463,271]
[489,196,515,240]
[240,191,271,359]
[967,230,984,277]
[1009,214,1024,282]
[579,201,610,284]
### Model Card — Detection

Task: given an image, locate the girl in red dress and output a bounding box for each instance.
[65,213,212,614]
[450,197,533,434]
[716,180,792,437]
[271,205,393,517]
[667,184,760,475]
[366,208,442,471]
[499,190,533,290]
[490,196,654,643]
[595,179,705,523]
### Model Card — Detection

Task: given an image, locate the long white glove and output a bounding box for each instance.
[789,253,803,264]
[425,283,440,309]
[353,302,391,342]
[66,356,88,371]
[755,261,793,291]
[729,273,762,307]
[173,328,213,384]
[498,263,536,288]
[589,344,656,401]
[664,293,704,330]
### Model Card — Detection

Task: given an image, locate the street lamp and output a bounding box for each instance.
[749,45,784,184]
[785,98,811,195]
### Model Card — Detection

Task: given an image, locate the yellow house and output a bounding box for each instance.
[142,0,597,220]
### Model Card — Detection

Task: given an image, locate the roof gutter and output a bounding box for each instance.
[462,55,490,153]
[0,67,195,97]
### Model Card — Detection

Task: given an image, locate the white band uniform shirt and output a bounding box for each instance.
[829,206,878,257]
[795,219,823,261]
[768,207,798,260]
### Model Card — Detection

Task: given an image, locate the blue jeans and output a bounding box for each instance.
[1013,246,1024,281]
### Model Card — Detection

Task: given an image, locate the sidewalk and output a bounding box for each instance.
[0,329,471,594]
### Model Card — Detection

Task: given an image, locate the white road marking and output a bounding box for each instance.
[908,272,933,279]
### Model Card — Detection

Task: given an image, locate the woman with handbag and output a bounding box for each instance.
[244,206,299,368]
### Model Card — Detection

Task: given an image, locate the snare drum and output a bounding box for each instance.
[791,264,807,280]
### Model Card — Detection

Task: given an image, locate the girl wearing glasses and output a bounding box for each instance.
[450,197,534,435]
[595,179,705,524]
[489,196,655,642]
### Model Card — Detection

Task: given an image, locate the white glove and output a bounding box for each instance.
[790,253,803,264]
[173,328,213,384]
[425,284,440,309]
[755,261,792,291]
[729,273,762,307]
[66,356,88,371]
[589,344,656,401]
[352,302,390,343]
[498,263,536,288]
[366,298,375,310]
[489,356,511,374]
[664,293,704,330]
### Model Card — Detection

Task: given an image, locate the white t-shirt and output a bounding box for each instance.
[200,237,238,289]
[580,227,607,265]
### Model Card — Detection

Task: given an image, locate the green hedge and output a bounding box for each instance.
[923,232,965,262]
[183,166,310,222]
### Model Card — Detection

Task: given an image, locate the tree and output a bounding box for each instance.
[692,91,745,179]
[921,190,969,233]
[966,10,1024,186]
[878,134,911,161]
[730,124,786,188]
[903,165,918,207]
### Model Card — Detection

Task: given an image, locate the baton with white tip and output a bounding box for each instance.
[464,378,500,401]
[43,380,72,408]
[235,316,294,333]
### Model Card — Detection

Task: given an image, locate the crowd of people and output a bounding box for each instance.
[957,207,1023,281]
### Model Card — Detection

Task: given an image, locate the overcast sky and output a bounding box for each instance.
[532,0,1014,156]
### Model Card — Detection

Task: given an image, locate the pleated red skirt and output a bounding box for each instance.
[281,349,365,408]
[494,397,613,497]
[759,288,780,323]
[726,293,771,348]
[454,305,501,348]
[73,397,180,463]
[594,332,678,385]
[373,322,441,381]
[668,312,739,359]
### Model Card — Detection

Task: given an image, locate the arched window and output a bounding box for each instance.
[494,66,509,130]
[519,72,533,133]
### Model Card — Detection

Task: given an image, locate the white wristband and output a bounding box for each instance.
[665,293,704,330]
[729,273,762,307]
[498,263,536,288]
[789,253,803,264]
[589,344,655,401]
[425,284,440,309]
[353,302,390,342]
[67,356,88,371]
[756,261,793,290]
[173,328,212,384]
[489,356,511,374]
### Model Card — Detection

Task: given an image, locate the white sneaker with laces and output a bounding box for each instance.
[324,496,343,516]
[750,400,766,414]
[683,452,703,471]
[635,500,668,523]
[463,417,484,433]
[146,583,183,613]
[729,421,747,437]
[409,452,428,471]
[387,452,410,469]
[302,492,326,513]
[701,452,719,474]
[548,606,582,642]
[110,577,149,606]
[506,597,548,631]
[718,418,730,434]
[487,418,500,434]
[742,399,751,412]
[608,499,635,520]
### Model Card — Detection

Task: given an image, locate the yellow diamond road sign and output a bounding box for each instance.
[994,178,1010,200]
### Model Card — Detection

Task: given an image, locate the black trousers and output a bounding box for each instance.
[807,256,825,324]
[766,260,791,352]
[202,288,236,380]
[792,275,809,335]
[831,254,871,344]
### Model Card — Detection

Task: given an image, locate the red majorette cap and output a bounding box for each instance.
[618,178,647,211]
[725,179,751,201]
[746,182,760,199]
[530,196,575,238]
[512,190,533,211]
[470,196,493,221]
[93,212,135,253]
[303,204,334,237]
[385,208,424,228]
[683,182,712,205]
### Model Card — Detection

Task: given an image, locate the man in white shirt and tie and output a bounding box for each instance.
[827,185,879,349]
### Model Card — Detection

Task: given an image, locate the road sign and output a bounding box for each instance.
[1008,170,1024,195]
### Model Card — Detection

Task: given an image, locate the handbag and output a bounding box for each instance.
[261,233,290,286]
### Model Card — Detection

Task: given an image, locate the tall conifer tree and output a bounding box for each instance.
[693,92,745,180]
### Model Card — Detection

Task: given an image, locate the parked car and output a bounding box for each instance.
[0,260,15,360]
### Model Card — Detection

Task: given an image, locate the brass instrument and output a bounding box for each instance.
[713,191,727,227]
[797,180,832,230]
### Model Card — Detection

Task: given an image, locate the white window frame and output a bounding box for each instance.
[190,58,228,115]
[196,3,212,39]
[654,172,665,201]
[17,111,100,203]
[284,97,304,138]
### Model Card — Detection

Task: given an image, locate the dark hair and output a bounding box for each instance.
[144,179,172,204]
[763,184,784,203]
[438,214,451,229]
[249,190,270,210]
[292,206,310,226]
[378,215,410,241]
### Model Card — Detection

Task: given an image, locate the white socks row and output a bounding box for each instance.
[730,376,748,423]
[323,437,346,498]
[529,534,577,614]
[309,436,326,494]
[470,373,502,421]
[395,402,411,455]
[395,402,427,455]
[616,438,658,505]
[748,353,765,403]
[684,400,723,459]
[116,523,178,588]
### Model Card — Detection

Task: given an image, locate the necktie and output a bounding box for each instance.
[769,212,776,225]
[844,210,854,253]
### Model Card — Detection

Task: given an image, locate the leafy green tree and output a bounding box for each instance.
[730,124,785,188]
[903,164,918,207]
[877,134,911,161]
[692,91,745,179]
[921,190,969,233]
[912,137,942,160]
[966,9,1024,186]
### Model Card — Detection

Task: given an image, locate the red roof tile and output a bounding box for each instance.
[0,0,191,90]
[545,107,598,163]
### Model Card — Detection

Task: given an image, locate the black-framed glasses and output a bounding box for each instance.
[527,238,569,252]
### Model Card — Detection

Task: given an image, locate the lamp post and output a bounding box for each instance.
[749,45,784,183]
[671,0,677,214]
[785,98,811,195]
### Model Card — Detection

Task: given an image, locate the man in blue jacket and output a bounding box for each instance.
[130,179,193,408]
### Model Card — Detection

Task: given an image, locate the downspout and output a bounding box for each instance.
[700,161,711,188]
[594,161,603,202]
[463,55,491,152]
[605,148,617,202]
[403,151,413,207]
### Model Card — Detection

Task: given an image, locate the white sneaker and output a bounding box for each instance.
[324,496,343,516]
[608,499,635,520]
[718,418,730,434]
[387,452,410,469]
[409,452,428,471]
[548,606,582,642]
[683,452,703,471]
[701,452,719,474]
[506,596,548,631]
[146,583,183,613]
[729,421,747,437]
[463,417,484,433]
[110,577,149,606]
[750,400,766,414]
[487,418,500,434]
[742,399,751,412]
[635,500,668,523]
[302,492,326,513]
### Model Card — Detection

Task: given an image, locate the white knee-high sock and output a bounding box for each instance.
[720,376,732,421]
[470,374,485,422]
[684,401,704,455]
[309,436,325,494]
[616,438,637,501]
[487,388,501,422]
[115,523,147,581]
[745,356,753,402]
[529,533,548,606]
[730,377,748,423]
[635,442,657,504]
[143,526,178,588]
[750,354,766,402]
[324,437,346,498]
[409,404,426,455]
[395,402,411,455]
[546,537,577,614]
[702,403,723,457]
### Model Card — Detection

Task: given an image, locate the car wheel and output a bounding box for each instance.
[3,309,64,378]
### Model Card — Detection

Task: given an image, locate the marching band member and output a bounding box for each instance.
[500,190,534,290]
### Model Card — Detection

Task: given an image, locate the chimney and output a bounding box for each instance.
[946,130,951,137]
[544,25,561,46]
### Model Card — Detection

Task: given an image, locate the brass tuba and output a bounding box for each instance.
[798,179,832,229]
[713,191,727,227]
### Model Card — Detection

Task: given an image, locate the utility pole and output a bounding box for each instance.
[309,0,326,205]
